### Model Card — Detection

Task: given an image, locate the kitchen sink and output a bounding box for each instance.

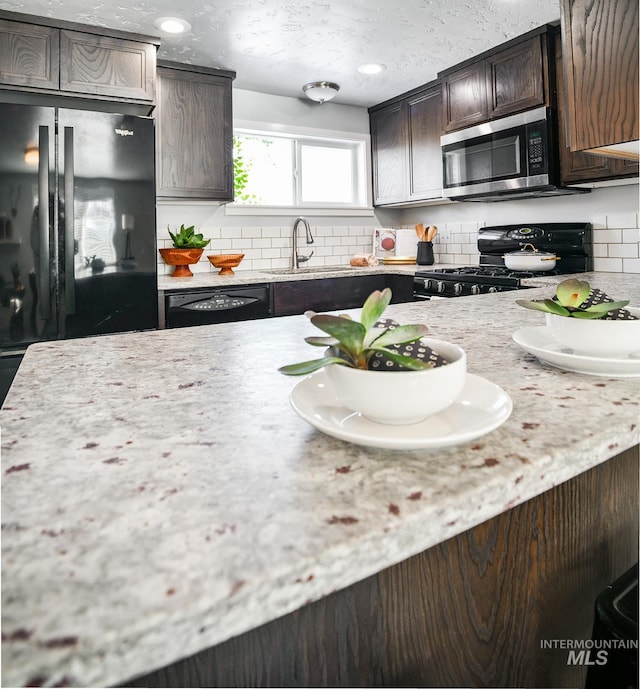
[265,265,359,275]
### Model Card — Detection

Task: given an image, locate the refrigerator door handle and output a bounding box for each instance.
[63,126,76,316]
[37,126,51,318]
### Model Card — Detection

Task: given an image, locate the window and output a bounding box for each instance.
[232,129,368,210]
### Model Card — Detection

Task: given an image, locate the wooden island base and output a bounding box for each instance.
[127,446,639,689]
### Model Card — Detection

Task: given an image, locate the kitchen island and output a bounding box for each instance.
[1,272,638,688]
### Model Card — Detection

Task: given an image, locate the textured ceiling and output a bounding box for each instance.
[4,0,561,107]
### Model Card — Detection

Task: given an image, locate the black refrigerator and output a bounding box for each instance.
[0,103,158,360]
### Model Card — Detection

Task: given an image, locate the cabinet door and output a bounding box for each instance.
[273,276,387,317]
[407,85,443,201]
[613,157,640,177]
[555,32,637,183]
[561,0,639,152]
[488,36,545,119]
[370,102,407,205]
[156,67,233,200]
[441,62,487,132]
[59,29,155,101]
[0,19,59,89]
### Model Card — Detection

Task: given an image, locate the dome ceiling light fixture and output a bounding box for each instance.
[302,81,340,104]
[153,17,191,34]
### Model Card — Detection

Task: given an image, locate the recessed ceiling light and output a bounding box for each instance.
[154,17,191,34]
[358,63,387,75]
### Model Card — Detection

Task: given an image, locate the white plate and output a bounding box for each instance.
[290,370,512,450]
[513,326,640,377]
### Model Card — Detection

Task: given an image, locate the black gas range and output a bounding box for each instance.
[413,222,592,299]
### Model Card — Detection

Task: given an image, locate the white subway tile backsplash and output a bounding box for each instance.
[607,213,638,229]
[593,228,622,243]
[608,243,639,258]
[594,257,623,272]
[622,258,640,273]
[157,220,639,275]
[260,227,282,238]
[589,214,607,230]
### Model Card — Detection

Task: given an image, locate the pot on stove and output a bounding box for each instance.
[503,243,559,271]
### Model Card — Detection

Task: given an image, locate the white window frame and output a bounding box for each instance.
[226,120,374,216]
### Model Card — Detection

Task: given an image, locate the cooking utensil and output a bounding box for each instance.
[503,243,559,271]
[415,223,425,240]
[426,225,438,241]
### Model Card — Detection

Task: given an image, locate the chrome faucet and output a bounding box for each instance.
[291,216,314,269]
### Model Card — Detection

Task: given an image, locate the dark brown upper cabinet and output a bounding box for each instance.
[369,81,443,207]
[155,61,235,201]
[0,18,59,90]
[59,30,155,102]
[440,28,552,133]
[406,84,444,202]
[0,11,158,110]
[555,29,638,184]
[560,0,639,158]
[369,99,407,206]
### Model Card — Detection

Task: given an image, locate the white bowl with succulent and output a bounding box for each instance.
[516,278,640,357]
[279,288,466,425]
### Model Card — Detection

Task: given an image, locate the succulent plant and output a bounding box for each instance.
[279,288,432,376]
[516,278,630,319]
[168,224,210,249]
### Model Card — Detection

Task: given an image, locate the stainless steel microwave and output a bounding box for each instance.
[441,106,588,202]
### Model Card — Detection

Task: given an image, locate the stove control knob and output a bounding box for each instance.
[471,284,481,295]
[488,286,498,293]
[423,278,433,290]
[453,282,463,295]
[436,280,446,293]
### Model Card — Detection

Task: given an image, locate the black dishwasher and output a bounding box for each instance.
[164,284,271,328]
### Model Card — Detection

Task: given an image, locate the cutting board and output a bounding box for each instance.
[394,229,419,258]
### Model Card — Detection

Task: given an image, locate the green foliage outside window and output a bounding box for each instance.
[233,135,258,203]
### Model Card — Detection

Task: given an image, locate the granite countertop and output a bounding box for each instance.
[157,262,431,291]
[2,272,639,688]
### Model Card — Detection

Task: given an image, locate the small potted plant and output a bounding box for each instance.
[279,288,466,425]
[159,224,210,277]
[516,277,640,357]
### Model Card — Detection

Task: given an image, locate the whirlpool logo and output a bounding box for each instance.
[115,128,134,137]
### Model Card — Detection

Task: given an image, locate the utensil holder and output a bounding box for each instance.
[417,241,434,266]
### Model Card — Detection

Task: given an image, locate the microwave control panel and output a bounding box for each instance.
[526,121,547,175]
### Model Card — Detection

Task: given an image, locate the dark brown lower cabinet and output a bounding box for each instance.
[272,274,414,317]
[126,445,638,688]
